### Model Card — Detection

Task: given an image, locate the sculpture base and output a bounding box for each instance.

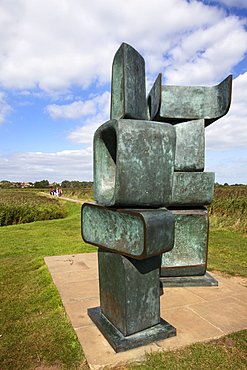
[88,307,176,353]
[160,272,218,287]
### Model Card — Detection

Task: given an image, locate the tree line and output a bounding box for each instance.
[1,180,246,189]
[0,180,93,189]
[35,180,94,189]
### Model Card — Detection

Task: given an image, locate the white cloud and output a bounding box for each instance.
[18,91,32,96]
[163,16,247,85]
[0,92,11,125]
[46,91,110,121]
[67,111,111,145]
[67,123,99,146]
[231,72,247,101]
[206,72,247,151]
[46,100,96,120]
[0,149,93,183]
[45,91,110,146]
[0,0,246,93]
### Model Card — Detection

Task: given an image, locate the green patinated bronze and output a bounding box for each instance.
[148,73,232,126]
[87,249,176,352]
[82,203,174,259]
[94,119,176,207]
[171,172,215,206]
[81,42,232,351]
[88,307,176,353]
[161,208,209,277]
[110,43,147,120]
[160,272,218,288]
[174,119,205,172]
[97,249,161,336]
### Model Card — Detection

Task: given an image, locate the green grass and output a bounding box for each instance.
[208,228,247,277]
[129,330,247,370]
[0,201,96,370]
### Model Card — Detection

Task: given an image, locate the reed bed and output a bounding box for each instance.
[57,186,247,233]
[58,188,94,202]
[207,186,247,233]
[0,190,67,226]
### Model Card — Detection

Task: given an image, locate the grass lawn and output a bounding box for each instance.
[0,199,246,369]
[0,201,96,370]
[208,227,247,277]
[130,330,247,369]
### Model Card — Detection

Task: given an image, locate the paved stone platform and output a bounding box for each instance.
[44,252,247,370]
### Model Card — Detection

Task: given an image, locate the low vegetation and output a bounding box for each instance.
[0,190,67,226]
[207,186,247,233]
[52,187,94,202]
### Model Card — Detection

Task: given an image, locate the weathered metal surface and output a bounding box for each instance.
[161,208,209,277]
[160,272,218,287]
[147,73,232,126]
[110,43,147,120]
[161,265,207,277]
[171,172,215,206]
[147,73,162,121]
[79,42,232,352]
[93,119,176,207]
[98,249,161,336]
[82,203,174,259]
[174,119,205,172]
[88,306,176,352]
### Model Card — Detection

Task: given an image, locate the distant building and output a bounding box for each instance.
[21,183,34,188]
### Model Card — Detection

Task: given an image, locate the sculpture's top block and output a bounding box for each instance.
[147,73,232,126]
[110,43,148,121]
[110,42,232,126]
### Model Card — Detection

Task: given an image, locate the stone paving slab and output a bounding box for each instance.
[44,252,247,370]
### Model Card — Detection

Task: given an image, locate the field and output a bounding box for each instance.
[207,186,247,233]
[59,188,94,202]
[0,190,67,226]
[0,187,246,369]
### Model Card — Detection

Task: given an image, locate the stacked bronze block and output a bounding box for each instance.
[81,43,232,351]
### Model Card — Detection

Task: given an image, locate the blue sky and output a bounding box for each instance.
[0,0,247,184]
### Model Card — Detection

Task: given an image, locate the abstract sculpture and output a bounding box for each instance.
[81,43,232,351]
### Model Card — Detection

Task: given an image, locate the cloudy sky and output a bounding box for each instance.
[0,0,246,185]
